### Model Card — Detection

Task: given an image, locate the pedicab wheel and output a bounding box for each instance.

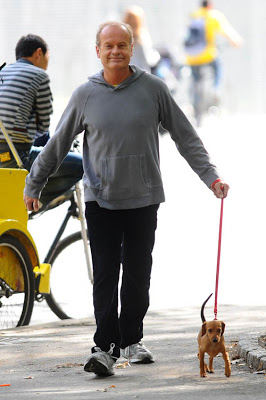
[45,231,93,320]
[0,235,35,329]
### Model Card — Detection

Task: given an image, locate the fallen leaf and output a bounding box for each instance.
[257,362,264,371]
[24,376,34,380]
[116,361,130,369]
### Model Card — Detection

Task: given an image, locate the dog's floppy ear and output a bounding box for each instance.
[202,321,207,336]
[221,321,225,336]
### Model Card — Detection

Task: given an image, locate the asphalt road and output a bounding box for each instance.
[1,305,266,399]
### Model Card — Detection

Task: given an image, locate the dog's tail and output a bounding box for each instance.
[201,293,213,322]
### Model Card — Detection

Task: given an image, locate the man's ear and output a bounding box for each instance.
[33,47,42,60]
[30,48,43,68]
[130,43,134,56]
[202,321,207,336]
[96,46,100,58]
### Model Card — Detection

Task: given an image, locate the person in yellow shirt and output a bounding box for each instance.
[184,0,242,124]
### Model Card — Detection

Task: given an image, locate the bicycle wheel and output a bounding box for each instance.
[45,231,93,320]
[0,235,35,329]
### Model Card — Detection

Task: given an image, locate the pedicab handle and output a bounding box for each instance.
[0,118,24,168]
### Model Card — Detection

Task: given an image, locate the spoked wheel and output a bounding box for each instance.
[0,235,35,329]
[45,231,94,320]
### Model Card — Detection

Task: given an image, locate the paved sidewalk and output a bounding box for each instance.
[1,305,266,399]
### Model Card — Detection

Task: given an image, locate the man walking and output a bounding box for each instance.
[23,22,229,377]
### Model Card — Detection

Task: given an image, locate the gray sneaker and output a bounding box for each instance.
[84,343,116,376]
[121,342,154,364]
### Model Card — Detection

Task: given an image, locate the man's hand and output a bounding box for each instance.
[23,194,40,212]
[211,181,230,199]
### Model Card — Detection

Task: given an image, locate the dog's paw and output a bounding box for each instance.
[205,365,214,373]
[225,369,231,377]
[200,368,207,377]
[225,363,231,377]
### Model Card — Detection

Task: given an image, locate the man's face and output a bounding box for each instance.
[96,25,133,71]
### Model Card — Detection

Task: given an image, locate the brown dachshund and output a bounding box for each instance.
[197,293,231,378]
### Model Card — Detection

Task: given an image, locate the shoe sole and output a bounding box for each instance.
[128,356,154,364]
[84,358,114,376]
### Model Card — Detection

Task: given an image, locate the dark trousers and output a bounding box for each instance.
[85,201,159,359]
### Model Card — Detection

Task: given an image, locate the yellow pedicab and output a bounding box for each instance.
[0,119,50,329]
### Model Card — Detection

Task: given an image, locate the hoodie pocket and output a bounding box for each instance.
[98,154,149,201]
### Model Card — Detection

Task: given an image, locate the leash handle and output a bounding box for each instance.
[214,197,224,320]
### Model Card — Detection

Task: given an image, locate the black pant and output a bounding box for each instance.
[85,202,159,359]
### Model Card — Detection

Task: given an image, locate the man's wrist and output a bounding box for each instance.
[211,178,222,190]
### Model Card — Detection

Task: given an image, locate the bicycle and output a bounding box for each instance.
[0,118,93,329]
[30,182,94,321]
[189,63,219,127]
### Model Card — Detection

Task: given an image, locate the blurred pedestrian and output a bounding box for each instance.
[122,5,160,73]
[184,0,242,123]
[23,22,229,377]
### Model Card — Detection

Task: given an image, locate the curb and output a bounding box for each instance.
[237,332,266,370]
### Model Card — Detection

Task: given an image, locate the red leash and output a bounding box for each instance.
[214,197,224,320]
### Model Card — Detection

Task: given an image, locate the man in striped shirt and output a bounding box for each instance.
[0,34,83,205]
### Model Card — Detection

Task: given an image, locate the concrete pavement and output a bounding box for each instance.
[1,305,266,399]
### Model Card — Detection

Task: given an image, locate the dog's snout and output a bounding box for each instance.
[212,338,218,343]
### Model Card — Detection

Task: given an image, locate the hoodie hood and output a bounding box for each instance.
[88,65,146,90]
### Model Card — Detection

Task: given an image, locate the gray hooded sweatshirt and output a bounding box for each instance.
[24,65,220,210]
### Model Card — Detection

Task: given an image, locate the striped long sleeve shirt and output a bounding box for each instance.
[0,58,53,144]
